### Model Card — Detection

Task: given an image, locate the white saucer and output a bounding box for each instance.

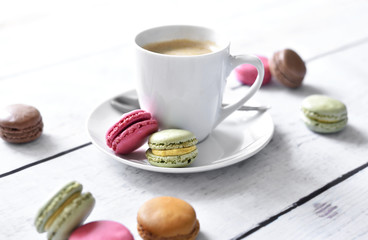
[87,91,274,173]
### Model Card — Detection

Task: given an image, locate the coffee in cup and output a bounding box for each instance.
[143,39,218,56]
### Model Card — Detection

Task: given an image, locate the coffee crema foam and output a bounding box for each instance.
[143,39,218,56]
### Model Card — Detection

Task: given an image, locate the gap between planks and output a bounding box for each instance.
[0,142,92,178]
[304,36,368,63]
[232,161,368,240]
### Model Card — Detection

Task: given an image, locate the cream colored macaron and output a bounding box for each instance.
[34,181,95,240]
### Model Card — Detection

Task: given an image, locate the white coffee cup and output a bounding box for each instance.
[135,25,264,142]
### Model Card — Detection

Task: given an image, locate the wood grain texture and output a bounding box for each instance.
[0,0,368,239]
[244,167,368,239]
[0,0,367,173]
[0,48,133,173]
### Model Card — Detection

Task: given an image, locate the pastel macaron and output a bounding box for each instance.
[235,55,272,86]
[106,109,158,154]
[269,49,307,88]
[69,221,134,240]
[301,95,348,133]
[0,104,43,143]
[137,196,200,240]
[146,129,198,168]
[34,181,95,240]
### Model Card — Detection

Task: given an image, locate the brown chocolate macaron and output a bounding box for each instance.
[269,49,307,88]
[137,196,200,240]
[0,104,43,143]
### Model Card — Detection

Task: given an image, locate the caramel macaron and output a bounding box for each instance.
[137,196,200,240]
[0,104,43,143]
[269,49,307,88]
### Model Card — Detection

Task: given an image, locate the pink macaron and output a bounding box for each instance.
[235,55,271,86]
[106,109,158,154]
[69,221,134,240]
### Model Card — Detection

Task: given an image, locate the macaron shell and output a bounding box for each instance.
[146,148,198,168]
[35,181,83,233]
[277,49,306,79]
[0,120,43,143]
[138,220,199,240]
[112,119,159,154]
[301,113,347,133]
[0,104,42,128]
[235,55,271,86]
[301,95,347,122]
[106,110,152,148]
[69,221,134,240]
[47,192,95,240]
[148,129,198,150]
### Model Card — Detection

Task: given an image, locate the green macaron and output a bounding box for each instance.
[34,181,95,240]
[146,129,198,168]
[301,95,348,133]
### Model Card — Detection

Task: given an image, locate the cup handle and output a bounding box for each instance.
[214,54,264,127]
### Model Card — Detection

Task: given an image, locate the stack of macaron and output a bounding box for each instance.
[235,49,307,88]
[0,104,43,143]
[106,110,199,168]
[34,181,134,240]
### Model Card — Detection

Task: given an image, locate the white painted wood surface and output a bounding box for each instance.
[1,0,368,239]
[245,166,368,239]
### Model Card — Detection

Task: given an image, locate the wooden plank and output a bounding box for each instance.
[243,166,368,239]
[0,0,367,186]
[0,48,135,173]
[1,145,292,240]
[0,34,366,174]
[1,45,368,238]
[0,1,368,238]
[0,131,367,239]
[1,0,368,79]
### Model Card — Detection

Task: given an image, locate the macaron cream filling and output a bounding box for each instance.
[44,192,81,231]
[151,145,197,156]
[47,192,95,240]
[302,109,347,123]
[35,181,83,233]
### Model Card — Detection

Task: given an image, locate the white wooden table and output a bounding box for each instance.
[1,0,368,239]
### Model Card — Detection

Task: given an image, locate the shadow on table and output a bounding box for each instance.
[121,127,299,198]
[197,231,211,240]
[259,81,325,97]
[321,124,367,146]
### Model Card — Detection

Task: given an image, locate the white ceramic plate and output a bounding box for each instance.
[87,90,274,173]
